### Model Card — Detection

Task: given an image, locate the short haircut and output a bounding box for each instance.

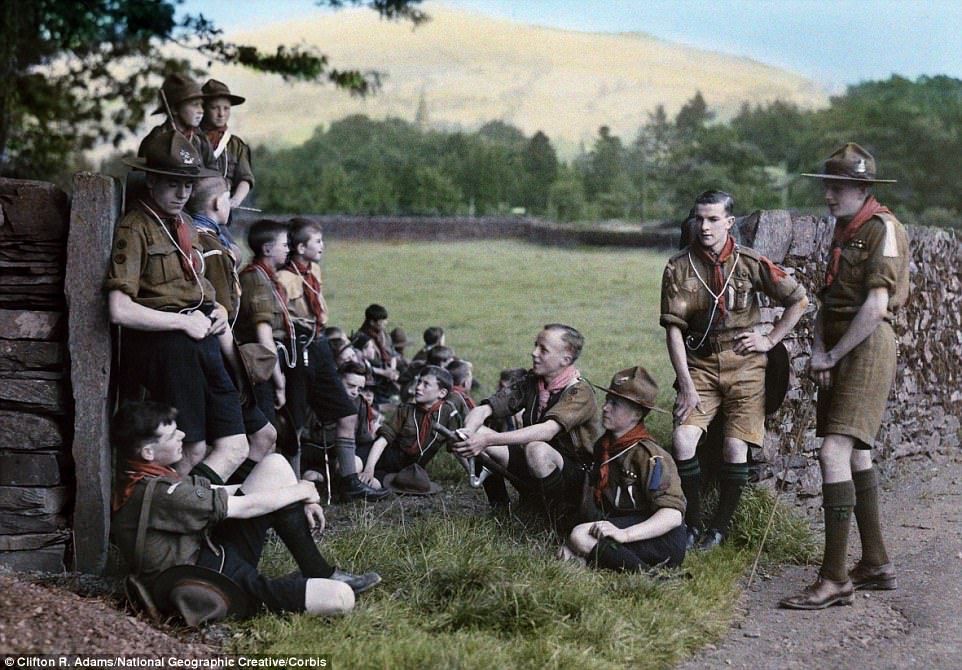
[447,359,473,386]
[423,326,444,346]
[323,326,345,340]
[419,365,453,393]
[543,323,584,362]
[337,360,368,378]
[111,401,178,460]
[186,176,228,214]
[694,189,734,216]
[499,367,527,385]
[247,219,289,258]
[427,345,455,367]
[351,331,373,350]
[288,217,323,250]
[365,303,388,322]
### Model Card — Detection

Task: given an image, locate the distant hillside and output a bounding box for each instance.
[175,2,828,157]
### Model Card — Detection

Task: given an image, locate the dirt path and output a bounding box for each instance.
[681,452,962,670]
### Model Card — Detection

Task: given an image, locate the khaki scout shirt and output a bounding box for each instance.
[104,208,216,312]
[277,263,328,331]
[484,372,600,464]
[660,244,806,335]
[213,135,255,190]
[236,267,289,345]
[594,436,686,519]
[197,229,240,321]
[377,399,463,460]
[820,213,910,321]
[111,474,229,588]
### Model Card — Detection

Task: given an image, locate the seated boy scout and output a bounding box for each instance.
[781,143,909,610]
[560,366,687,572]
[454,324,600,519]
[201,79,255,209]
[661,190,808,549]
[106,129,248,484]
[111,401,380,624]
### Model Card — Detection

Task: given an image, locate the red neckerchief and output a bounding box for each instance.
[361,324,392,364]
[536,365,579,416]
[693,236,736,317]
[112,460,180,512]
[403,400,447,456]
[140,201,199,278]
[594,422,653,505]
[241,258,291,332]
[204,124,227,151]
[284,258,324,332]
[826,196,891,287]
[453,386,476,410]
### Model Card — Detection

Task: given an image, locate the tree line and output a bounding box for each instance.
[253,75,962,229]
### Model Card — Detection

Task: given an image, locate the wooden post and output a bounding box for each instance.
[65,172,119,574]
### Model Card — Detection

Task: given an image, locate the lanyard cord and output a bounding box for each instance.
[139,201,205,314]
[685,248,740,351]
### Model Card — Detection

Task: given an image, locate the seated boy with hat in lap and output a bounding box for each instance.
[560,367,687,572]
[111,401,381,626]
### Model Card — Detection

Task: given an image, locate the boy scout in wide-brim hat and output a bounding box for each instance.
[589,366,669,414]
[201,79,246,105]
[124,128,220,179]
[151,72,208,116]
[801,142,897,183]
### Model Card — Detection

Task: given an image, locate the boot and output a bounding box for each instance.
[340,473,390,501]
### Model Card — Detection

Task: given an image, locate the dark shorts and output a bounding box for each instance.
[607,516,687,568]
[283,336,355,430]
[242,394,270,435]
[251,380,276,427]
[504,444,587,500]
[121,330,245,443]
[355,444,414,482]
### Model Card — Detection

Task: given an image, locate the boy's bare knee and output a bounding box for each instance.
[248,423,277,461]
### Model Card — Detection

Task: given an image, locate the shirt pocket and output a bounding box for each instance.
[730,272,755,312]
[840,247,870,285]
[145,243,184,285]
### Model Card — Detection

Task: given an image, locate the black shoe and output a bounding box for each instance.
[340,474,390,501]
[695,528,725,551]
[330,568,382,594]
[685,527,702,551]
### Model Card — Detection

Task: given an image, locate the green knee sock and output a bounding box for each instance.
[853,468,889,566]
[821,480,856,582]
[675,456,703,530]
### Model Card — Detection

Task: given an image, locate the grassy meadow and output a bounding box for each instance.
[228,239,818,668]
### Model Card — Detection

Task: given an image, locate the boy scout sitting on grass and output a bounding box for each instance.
[201,79,255,209]
[106,129,247,484]
[560,366,687,572]
[359,366,464,490]
[661,190,808,550]
[111,401,380,625]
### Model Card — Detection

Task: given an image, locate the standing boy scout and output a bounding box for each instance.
[661,190,808,549]
[140,73,216,169]
[201,79,255,209]
[106,129,248,484]
[781,143,909,610]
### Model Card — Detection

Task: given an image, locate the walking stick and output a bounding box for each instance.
[430,421,526,488]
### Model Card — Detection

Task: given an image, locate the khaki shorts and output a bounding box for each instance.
[679,349,767,446]
[817,321,897,447]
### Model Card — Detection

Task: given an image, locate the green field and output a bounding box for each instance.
[228,239,817,669]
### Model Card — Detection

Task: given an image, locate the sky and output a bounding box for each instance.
[179,0,962,90]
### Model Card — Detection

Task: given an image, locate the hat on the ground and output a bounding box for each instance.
[152,565,250,627]
[801,142,896,183]
[390,327,412,349]
[124,128,219,178]
[383,463,441,495]
[589,366,669,414]
[202,79,246,106]
[152,73,207,116]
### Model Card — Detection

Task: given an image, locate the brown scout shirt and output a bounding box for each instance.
[660,244,806,336]
[105,208,216,312]
[277,263,328,332]
[111,474,229,588]
[820,213,910,321]
[594,435,686,519]
[198,229,240,321]
[484,372,600,464]
[236,268,289,345]
[376,399,463,462]
[213,134,255,191]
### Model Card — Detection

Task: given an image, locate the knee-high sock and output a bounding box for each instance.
[269,503,335,578]
[675,456,703,529]
[482,472,510,507]
[709,461,749,534]
[590,537,643,573]
[853,467,889,566]
[821,480,856,582]
[334,437,359,477]
[226,458,258,486]
[190,462,224,486]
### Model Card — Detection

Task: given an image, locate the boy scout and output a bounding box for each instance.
[139,73,216,169]
[453,324,600,520]
[106,129,248,484]
[781,143,909,610]
[201,79,255,209]
[560,367,686,572]
[661,190,808,549]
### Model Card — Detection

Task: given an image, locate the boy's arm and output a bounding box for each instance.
[360,436,388,481]
[255,321,285,408]
[230,181,251,209]
[226,480,319,519]
[666,324,700,424]
[108,290,211,339]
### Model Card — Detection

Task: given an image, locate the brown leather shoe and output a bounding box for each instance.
[779,573,854,610]
[849,561,897,590]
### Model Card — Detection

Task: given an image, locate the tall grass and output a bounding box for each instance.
[228,240,818,667]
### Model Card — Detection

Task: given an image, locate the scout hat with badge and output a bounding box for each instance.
[124,128,219,179]
[801,142,897,183]
[202,79,246,105]
[151,73,208,115]
[589,366,669,414]
[152,564,251,627]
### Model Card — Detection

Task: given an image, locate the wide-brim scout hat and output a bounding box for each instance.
[390,327,412,348]
[152,565,251,627]
[589,366,670,414]
[123,128,220,178]
[801,142,897,183]
[202,79,246,105]
[151,73,207,115]
[383,463,441,495]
